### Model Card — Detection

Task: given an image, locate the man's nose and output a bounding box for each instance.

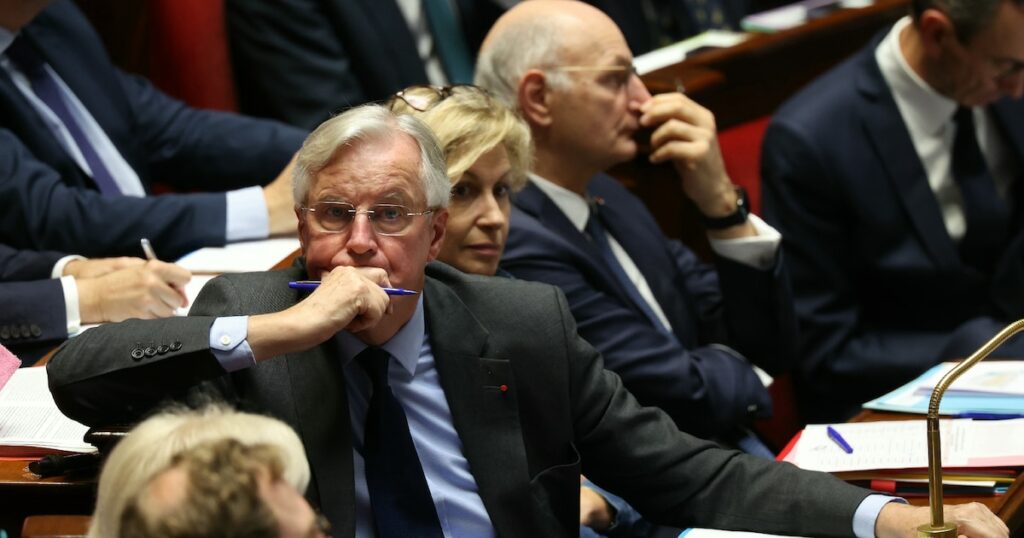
[344,213,378,254]
[629,73,652,107]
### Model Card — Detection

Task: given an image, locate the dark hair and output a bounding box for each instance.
[911,0,1021,42]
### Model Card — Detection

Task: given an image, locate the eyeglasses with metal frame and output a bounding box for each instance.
[300,202,433,236]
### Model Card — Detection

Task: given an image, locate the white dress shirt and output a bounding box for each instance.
[875,16,1019,242]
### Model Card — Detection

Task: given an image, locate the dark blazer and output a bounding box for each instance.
[0,1,306,259]
[502,176,798,439]
[0,244,67,360]
[48,262,868,538]
[226,0,507,130]
[761,39,1024,422]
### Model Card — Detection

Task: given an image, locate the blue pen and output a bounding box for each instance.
[826,425,854,454]
[288,280,419,296]
[956,412,1024,420]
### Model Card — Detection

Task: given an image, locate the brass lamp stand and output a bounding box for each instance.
[917,319,1024,537]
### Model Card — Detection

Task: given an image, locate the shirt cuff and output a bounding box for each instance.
[853,494,906,538]
[225,187,270,242]
[707,213,781,270]
[209,316,256,372]
[59,275,81,335]
[51,254,87,279]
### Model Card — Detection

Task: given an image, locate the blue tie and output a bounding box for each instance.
[422,0,474,83]
[952,107,1009,271]
[357,347,444,538]
[585,203,672,334]
[5,37,121,196]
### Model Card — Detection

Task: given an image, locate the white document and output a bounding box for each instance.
[915,361,1024,397]
[175,274,216,316]
[175,238,300,274]
[634,30,748,75]
[0,368,94,455]
[782,419,1024,473]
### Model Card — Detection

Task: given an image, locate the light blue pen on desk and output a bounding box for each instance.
[826,425,854,454]
[288,280,419,296]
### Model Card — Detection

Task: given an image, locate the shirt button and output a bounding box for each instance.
[219,334,232,347]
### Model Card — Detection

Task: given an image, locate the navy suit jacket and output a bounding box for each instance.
[0,243,69,362]
[503,175,798,439]
[226,0,507,130]
[0,1,306,259]
[761,39,1024,422]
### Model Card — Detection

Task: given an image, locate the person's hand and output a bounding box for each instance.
[579,484,616,532]
[247,266,392,361]
[875,502,1008,538]
[640,93,755,238]
[77,260,192,323]
[264,154,299,236]
[63,256,144,279]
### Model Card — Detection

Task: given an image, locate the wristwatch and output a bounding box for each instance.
[700,186,749,230]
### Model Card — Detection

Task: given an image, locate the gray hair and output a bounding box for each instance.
[292,104,450,209]
[911,0,1021,41]
[474,14,573,110]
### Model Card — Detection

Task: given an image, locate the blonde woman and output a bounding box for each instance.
[388,84,530,277]
[89,405,310,538]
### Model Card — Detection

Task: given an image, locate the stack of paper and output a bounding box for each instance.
[175,238,300,274]
[864,361,1024,415]
[0,368,94,457]
[780,420,1024,497]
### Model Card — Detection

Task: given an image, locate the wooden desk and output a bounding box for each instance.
[0,459,94,538]
[850,410,1024,533]
[642,0,910,130]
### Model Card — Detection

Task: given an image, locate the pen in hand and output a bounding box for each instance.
[826,425,854,454]
[288,280,419,296]
[140,237,157,261]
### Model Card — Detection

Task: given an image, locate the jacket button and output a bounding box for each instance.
[157,344,169,354]
[0,327,8,340]
[130,348,145,361]
[144,346,157,357]
[19,325,32,338]
[30,324,42,337]
[169,341,182,351]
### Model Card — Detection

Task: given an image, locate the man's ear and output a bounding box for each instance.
[296,206,309,254]
[426,209,449,262]
[518,69,554,128]
[917,8,957,59]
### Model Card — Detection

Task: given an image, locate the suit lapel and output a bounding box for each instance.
[285,339,357,538]
[857,52,961,269]
[588,179,697,340]
[23,6,141,172]
[515,182,655,318]
[423,276,536,536]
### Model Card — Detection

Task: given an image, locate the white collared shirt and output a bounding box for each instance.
[875,16,1019,242]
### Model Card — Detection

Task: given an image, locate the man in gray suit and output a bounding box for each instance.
[48,105,1006,538]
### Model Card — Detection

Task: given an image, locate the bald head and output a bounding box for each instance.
[475,0,627,108]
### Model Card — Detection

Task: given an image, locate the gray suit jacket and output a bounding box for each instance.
[48,262,870,537]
